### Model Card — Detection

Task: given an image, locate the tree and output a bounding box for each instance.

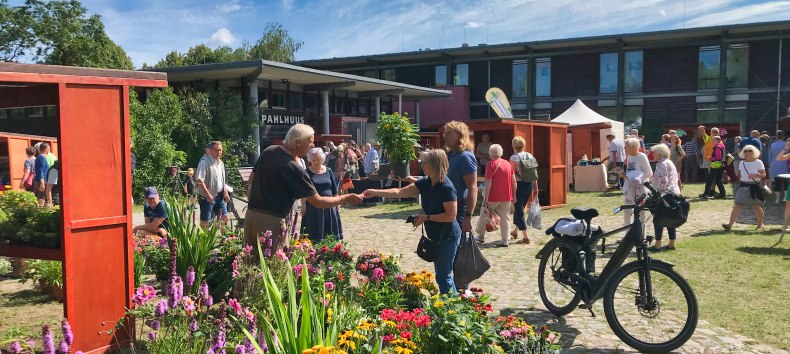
[148,22,302,68]
[0,0,132,70]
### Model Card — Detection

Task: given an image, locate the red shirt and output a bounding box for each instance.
[485,158,514,202]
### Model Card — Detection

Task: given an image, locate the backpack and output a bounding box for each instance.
[518,152,539,182]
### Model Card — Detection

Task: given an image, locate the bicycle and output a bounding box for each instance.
[536,182,698,353]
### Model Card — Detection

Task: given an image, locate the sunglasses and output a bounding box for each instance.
[744,151,754,153]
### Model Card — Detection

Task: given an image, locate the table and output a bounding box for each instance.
[573,164,609,192]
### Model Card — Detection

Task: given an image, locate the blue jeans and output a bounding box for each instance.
[513,181,533,231]
[198,194,228,221]
[434,232,461,294]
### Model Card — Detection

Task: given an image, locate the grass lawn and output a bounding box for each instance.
[543,183,790,350]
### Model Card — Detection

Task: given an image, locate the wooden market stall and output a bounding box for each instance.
[0,62,168,353]
[439,119,568,208]
[0,133,58,190]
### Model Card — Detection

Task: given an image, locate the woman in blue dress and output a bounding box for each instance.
[301,147,343,242]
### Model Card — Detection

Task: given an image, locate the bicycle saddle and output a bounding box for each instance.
[571,207,599,221]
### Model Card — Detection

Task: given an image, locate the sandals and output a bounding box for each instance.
[516,238,530,244]
[756,225,765,231]
[510,229,519,240]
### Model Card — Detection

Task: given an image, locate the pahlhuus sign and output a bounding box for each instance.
[259,109,306,146]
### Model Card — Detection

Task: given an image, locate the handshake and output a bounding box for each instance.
[340,189,378,205]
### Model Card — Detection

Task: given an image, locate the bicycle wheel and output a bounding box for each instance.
[538,239,582,316]
[603,261,698,353]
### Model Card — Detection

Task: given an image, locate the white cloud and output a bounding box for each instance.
[282,0,294,10]
[465,21,485,28]
[207,28,237,47]
[660,9,667,16]
[685,1,790,27]
[218,1,243,14]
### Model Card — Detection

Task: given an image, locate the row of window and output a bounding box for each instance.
[0,106,57,120]
[423,44,750,97]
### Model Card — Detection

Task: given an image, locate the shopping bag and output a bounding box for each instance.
[453,232,491,286]
[526,184,542,229]
[484,204,500,232]
[341,176,354,191]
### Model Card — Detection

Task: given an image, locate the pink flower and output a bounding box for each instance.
[244,307,255,323]
[276,249,289,261]
[186,266,196,287]
[371,267,385,282]
[243,245,253,254]
[228,298,243,315]
[395,274,405,282]
[324,282,335,291]
[182,296,196,316]
[132,285,157,306]
[500,330,513,338]
[232,257,240,278]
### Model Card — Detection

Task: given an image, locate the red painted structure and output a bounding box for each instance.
[0,133,58,190]
[439,119,568,208]
[0,63,168,353]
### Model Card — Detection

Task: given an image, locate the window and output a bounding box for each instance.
[598,107,618,120]
[512,60,529,98]
[435,65,447,86]
[271,92,286,109]
[453,64,468,85]
[623,106,643,132]
[257,89,269,109]
[0,109,6,120]
[600,53,618,94]
[725,102,747,122]
[535,59,551,97]
[697,103,718,123]
[727,44,749,88]
[624,51,643,93]
[362,70,377,78]
[288,93,303,110]
[698,46,721,90]
[382,69,397,81]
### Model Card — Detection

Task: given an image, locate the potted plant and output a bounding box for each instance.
[376,112,420,178]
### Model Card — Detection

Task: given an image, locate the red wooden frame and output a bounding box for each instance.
[0,63,167,353]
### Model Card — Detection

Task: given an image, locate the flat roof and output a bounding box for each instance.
[152,60,451,99]
[0,62,167,87]
[297,20,790,67]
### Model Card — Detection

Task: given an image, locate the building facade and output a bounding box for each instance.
[298,21,790,140]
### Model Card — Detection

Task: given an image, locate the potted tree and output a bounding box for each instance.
[376,112,420,178]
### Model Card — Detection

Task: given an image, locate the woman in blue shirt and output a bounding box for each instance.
[362,149,461,294]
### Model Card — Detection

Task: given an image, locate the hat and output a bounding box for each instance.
[144,186,159,198]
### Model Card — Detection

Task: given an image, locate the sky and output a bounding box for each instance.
[60,0,790,68]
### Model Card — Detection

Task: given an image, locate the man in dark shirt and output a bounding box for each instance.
[133,186,169,237]
[245,124,363,253]
[739,130,763,150]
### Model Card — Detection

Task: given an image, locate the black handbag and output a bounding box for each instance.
[416,226,439,262]
[653,193,690,228]
[453,232,491,286]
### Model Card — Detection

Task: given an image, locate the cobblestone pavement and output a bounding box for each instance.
[134,196,788,353]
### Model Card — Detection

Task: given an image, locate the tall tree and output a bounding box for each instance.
[0,0,132,69]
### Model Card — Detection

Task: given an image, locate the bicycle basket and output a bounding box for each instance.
[652,193,690,228]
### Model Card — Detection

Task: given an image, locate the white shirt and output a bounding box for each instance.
[609,139,625,163]
[46,168,58,185]
[625,153,653,182]
[195,155,226,197]
[363,148,379,174]
[738,159,765,183]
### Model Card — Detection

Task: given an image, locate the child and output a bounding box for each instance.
[185,168,197,207]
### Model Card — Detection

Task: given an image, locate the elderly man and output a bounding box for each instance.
[196,141,230,228]
[362,143,379,176]
[740,130,763,150]
[133,187,169,237]
[245,124,363,253]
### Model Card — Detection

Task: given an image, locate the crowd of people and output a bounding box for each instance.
[16,142,60,208]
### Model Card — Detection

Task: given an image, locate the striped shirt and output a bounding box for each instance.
[683,141,697,155]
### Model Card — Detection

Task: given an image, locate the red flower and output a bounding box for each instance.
[382,334,395,342]
[400,331,412,340]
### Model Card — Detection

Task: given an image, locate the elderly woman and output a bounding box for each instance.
[475,144,516,247]
[362,149,461,294]
[722,145,767,231]
[509,136,533,244]
[300,147,343,243]
[669,135,685,189]
[19,146,36,192]
[621,137,653,225]
[702,136,727,199]
[649,144,680,252]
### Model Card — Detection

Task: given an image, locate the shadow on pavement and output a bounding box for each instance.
[3,288,55,307]
[360,209,420,221]
[736,246,790,257]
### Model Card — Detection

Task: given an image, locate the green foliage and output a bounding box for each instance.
[165,197,220,288]
[0,256,11,276]
[0,0,132,69]
[0,190,38,212]
[130,88,187,200]
[376,112,419,164]
[147,22,302,68]
[21,259,62,288]
[355,279,405,316]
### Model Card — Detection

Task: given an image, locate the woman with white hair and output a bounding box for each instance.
[301,147,343,242]
[649,144,680,252]
[620,137,653,225]
[474,143,517,246]
[722,144,766,231]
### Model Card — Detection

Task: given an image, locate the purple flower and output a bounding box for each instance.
[263,249,271,258]
[235,344,246,354]
[186,266,196,288]
[61,319,73,346]
[324,282,335,291]
[58,341,69,354]
[26,340,34,349]
[148,331,157,342]
[200,280,213,306]
[148,320,161,331]
[132,285,157,305]
[154,299,169,317]
[182,296,196,316]
[42,324,55,354]
[9,342,21,354]
[371,267,385,282]
[167,276,183,308]
[188,318,198,334]
[257,330,268,352]
[228,298,242,315]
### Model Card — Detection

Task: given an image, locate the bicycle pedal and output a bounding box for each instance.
[578,303,596,317]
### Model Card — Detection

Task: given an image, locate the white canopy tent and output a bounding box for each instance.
[553,99,625,149]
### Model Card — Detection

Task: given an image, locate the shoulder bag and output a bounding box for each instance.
[742,162,771,198]
[453,232,490,286]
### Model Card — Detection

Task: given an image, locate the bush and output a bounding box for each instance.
[0,190,38,212]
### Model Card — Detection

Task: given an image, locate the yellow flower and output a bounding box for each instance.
[326,308,333,323]
[465,332,471,338]
[395,346,413,354]
[338,338,356,350]
[448,310,456,315]
[433,300,445,308]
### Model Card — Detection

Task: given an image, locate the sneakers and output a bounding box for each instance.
[713,194,726,199]
[475,236,485,244]
[495,242,509,248]
[722,223,732,231]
